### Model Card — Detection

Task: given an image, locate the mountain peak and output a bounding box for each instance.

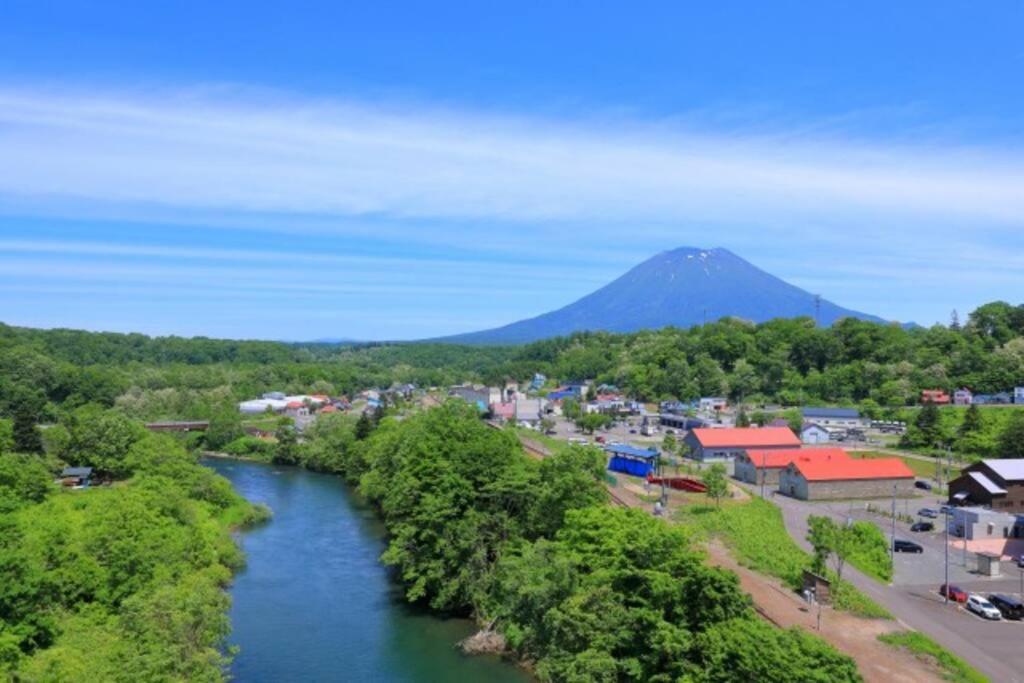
[436,248,885,344]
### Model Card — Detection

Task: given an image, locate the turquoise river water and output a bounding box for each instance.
[205,458,530,682]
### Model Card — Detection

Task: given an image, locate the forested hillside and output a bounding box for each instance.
[2,301,1023,433]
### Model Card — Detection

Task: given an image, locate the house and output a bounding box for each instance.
[660,400,692,415]
[1016,387,1024,405]
[514,398,544,426]
[683,427,801,463]
[547,388,578,401]
[491,401,516,421]
[319,404,339,415]
[285,401,309,418]
[949,460,1024,511]
[800,407,866,429]
[734,448,849,487]
[779,457,914,500]
[529,373,547,391]
[59,467,93,488]
[921,389,951,405]
[973,392,1013,405]
[450,384,502,411]
[953,388,973,406]
[698,397,728,412]
[605,444,660,477]
[800,423,831,444]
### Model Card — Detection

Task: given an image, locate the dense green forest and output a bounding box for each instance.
[0,413,268,680]
[4,301,1024,433]
[289,402,860,682]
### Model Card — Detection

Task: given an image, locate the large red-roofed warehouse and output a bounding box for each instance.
[734,448,849,487]
[779,456,915,500]
[683,427,801,464]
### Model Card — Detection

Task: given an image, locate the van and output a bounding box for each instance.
[987,594,1024,620]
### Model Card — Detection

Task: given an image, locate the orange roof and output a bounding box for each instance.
[286,401,304,408]
[692,427,800,448]
[745,448,849,469]
[320,405,339,413]
[791,457,914,482]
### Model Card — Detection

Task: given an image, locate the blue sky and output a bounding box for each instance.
[1,1,1022,340]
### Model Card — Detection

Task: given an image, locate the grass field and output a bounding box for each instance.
[675,498,890,618]
[877,632,987,683]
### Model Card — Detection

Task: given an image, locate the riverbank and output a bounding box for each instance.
[204,457,531,682]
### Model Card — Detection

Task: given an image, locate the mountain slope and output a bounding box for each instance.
[440,247,886,344]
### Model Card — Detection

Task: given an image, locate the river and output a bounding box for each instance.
[204,458,530,683]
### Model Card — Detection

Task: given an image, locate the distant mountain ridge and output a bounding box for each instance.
[437,247,887,344]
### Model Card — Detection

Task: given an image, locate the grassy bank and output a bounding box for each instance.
[878,632,987,683]
[675,498,890,619]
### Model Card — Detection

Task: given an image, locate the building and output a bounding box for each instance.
[779,457,914,500]
[953,388,974,406]
[529,373,547,390]
[1016,387,1024,405]
[734,448,849,487]
[949,460,1024,511]
[698,397,728,412]
[449,384,502,411]
[514,398,544,426]
[605,444,660,477]
[921,389,951,405]
[683,427,801,463]
[800,423,831,444]
[285,401,309,418]
[801,407,866,429]
[949,506,1023,541]
[973,392,1013,405]
[491,402,515,421]
[59,467,93,488]
[658,413,707,431]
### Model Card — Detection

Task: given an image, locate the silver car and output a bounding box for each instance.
[966,594,1002,620]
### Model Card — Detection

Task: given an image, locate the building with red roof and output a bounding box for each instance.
[780,456,915,500]
[683,427,800,463]
[734,448,849,486]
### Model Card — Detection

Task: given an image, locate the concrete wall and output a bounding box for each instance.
[779,471,916,500]
[733,458,782,486]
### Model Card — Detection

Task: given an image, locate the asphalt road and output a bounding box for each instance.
[765,488,1023,682]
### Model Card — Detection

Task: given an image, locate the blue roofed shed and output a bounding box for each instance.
[605,444,659,477]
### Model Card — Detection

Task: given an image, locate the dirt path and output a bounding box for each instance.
[705,541,945,683]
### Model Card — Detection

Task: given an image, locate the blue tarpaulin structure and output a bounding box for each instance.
[605,444,659,477]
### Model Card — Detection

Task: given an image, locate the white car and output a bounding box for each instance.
[966,594,1002,620]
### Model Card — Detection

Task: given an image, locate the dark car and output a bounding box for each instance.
[939,583,968,603]
[914,480,933,491]
[988,594,1024,620]
[910,521,934,532]
[917,508,938,519]
[893,540,923,553]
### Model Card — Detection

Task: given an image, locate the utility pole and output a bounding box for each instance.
[814,294,822,326]
[943,507,950,604]
[891,483,897,560]
[761,450,767,498]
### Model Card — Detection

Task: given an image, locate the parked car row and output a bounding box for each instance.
[939,585,1024,621]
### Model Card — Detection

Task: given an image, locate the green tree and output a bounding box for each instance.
[12,403,43,454]
[997,412,1024,459]
[354,411,375,440]
[702,463,728,508]
[575,413,612,434]
[273,419,299,465]
[735,407,751,428]
[959,403,984,437]
[203,407,243,451]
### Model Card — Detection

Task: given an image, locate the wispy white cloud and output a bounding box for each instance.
[1,86,1022,229]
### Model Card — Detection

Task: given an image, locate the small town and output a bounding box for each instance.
[3,3,1021,681]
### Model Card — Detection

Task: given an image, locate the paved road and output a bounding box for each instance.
[763,488,1022,682]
